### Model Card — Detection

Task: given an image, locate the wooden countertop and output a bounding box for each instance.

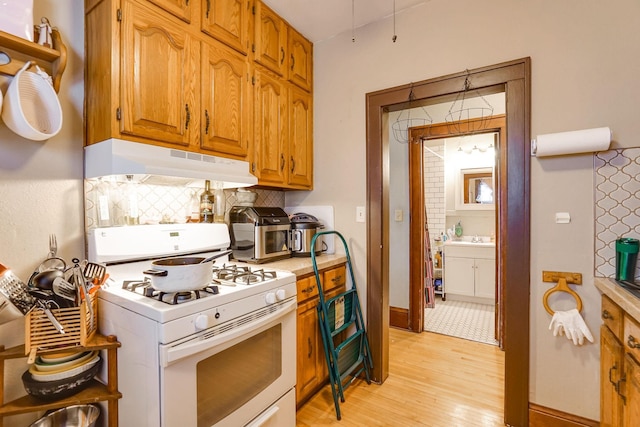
[254,254,347,277]
[594,277,640,322]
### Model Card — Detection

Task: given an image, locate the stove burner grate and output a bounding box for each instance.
[122,279,219,305]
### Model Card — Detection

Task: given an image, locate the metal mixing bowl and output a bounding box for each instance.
[29,404,100,427]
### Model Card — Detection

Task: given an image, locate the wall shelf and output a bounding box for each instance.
[0,27,67,92]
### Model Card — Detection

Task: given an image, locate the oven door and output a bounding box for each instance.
[159,298,296,427]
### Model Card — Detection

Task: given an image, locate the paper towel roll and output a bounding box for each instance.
[533,127,611,157]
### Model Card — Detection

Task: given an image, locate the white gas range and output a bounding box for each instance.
[89,223,297,427]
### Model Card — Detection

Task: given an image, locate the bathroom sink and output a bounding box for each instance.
[444,237,495,247]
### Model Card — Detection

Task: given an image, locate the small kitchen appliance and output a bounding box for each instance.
[229,206,292,263]
[290,212,325,257]
[89,223,296,427]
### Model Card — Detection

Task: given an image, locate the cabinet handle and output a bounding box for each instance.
[280,154,285,171]
[609,363,619,390]
[204,109,210,135]
[185,104,191,130]
[331,275,343,284]
[280,47,285,64]
[251,162,256,172]
[307,337,312,358]
[628,335,640,349]
[618,375,627,404]
[291,54,295,70]
[290,156,295,173]
[602,309,613,320]
[206,0,210,18]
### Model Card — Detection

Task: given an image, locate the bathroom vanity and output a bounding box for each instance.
[443,240,496,303]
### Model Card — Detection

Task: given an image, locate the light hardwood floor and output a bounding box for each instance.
[296,328,505,427]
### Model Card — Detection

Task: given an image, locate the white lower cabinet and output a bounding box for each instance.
[443,244,495,300]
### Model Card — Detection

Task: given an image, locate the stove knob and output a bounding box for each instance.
[194,314,209,331]
[276,289,286,301]
[265,292,276,305]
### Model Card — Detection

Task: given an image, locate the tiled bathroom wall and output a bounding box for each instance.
[424,142,445,241]
[594,148,640,279]
[83,179,284,229]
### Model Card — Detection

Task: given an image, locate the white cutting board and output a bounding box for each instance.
[284,205,335,254]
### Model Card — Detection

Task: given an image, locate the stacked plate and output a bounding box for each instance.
[22,350,102,401]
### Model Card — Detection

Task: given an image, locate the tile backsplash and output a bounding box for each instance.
[84,179,284,229]
[595,148,640,279]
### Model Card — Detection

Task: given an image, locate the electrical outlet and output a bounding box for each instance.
[356,206,365,223]
[394,209,403,222]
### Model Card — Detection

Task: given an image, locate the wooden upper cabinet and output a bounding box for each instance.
[254,1,287,76]
[287,27,312,91]
[253,67,287,184]
[288,85,313,188]
[201,0,250,54]
[146,0,192,23]
[201,40,251,158]
[120,0,199,147]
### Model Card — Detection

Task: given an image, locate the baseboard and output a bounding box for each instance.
[389,306,409,329]
[529,403,598,427]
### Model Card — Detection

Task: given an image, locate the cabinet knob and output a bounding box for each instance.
[602,309,613,320]
[628,335,640,349]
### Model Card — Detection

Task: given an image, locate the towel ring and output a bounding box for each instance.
[542,278,583,315]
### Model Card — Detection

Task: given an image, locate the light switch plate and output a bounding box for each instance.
[356,206,365,223]
[394,209,403,222]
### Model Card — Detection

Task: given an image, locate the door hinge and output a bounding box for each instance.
[116,108,121,121]
[117,9,122,22]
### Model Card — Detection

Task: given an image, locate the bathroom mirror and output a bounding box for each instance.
[455,167,494,210]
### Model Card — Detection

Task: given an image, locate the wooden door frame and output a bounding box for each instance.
[365,58,530,426]
[408,115,506,345]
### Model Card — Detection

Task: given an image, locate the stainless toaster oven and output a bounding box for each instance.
[229,206,291,263]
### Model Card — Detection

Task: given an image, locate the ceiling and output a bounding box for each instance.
[262,0,428,43]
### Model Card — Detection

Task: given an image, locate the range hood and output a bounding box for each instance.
[84,139,258,188]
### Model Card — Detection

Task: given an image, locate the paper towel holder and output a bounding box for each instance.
[531,126,612,157]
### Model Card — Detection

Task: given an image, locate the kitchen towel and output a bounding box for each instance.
[533,127,611,157]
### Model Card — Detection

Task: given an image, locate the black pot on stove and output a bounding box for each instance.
[289,213,325,257]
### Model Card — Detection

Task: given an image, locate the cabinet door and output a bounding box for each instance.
[624,353,640,427]
[147,0,192,23]
[201,0,249,54]
[121,0,199,147]
[474,258,496,299]
[254,1,287,76]
[253,67,287,184]
[287,85,313,188]
[287,27,312,91]
[601,326,624,427]
[201,40,251,158]
[296,296,323,406]
[443,256,474,296]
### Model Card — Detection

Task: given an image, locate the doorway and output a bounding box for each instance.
[365,58,531,426]
[410,116,506,347]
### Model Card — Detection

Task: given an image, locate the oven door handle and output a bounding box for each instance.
[160,299,296,366]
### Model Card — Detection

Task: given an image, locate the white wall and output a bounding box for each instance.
[286,0,640,421]
[0,1,84,423]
